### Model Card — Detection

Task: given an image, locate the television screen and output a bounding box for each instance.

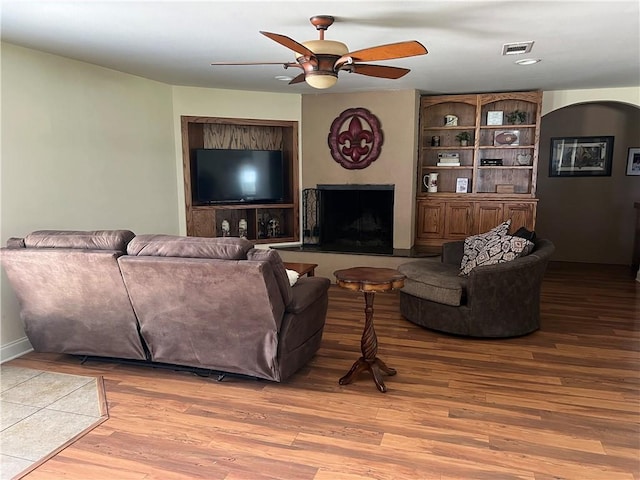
[194,149,285,204]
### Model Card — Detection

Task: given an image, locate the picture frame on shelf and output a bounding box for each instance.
[487,111,503,125]
[549,136,614,177]
[456,177,469,193]
[626,147,640,176]
[494,130,520,146]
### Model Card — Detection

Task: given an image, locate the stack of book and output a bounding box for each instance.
[437,153,460,167]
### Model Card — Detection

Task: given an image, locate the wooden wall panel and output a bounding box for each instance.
[204,124,283,150]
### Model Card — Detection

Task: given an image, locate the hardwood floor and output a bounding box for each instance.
[6,262,639,480]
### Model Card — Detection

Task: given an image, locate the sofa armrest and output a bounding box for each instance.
[286,277,331,314]
[442,240,465,266]
[465,255,548,310]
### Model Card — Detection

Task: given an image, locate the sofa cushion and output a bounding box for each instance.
[247,248,293,307]
[24,230,135,252]
[127,235,253,259]
[459,220,511,274]
[459,234,535,276]
[398,261,467,307]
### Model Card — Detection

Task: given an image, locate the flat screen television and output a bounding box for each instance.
[194,149,285,204]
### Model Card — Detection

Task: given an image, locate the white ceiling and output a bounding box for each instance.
[2,1,639,95]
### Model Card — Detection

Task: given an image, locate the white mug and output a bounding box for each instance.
[423,172,439,192]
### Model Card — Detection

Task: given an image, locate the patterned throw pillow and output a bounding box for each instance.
[459,220,511,274]
[460,233,534,276]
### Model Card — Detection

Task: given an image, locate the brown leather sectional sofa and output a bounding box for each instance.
[1,230,330,382]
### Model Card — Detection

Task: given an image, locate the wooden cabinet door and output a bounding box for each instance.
[474,202,504,234]
[191,209,216,238]
[416,201,445,239]
[504,202,536,231]
[445,202,473,238]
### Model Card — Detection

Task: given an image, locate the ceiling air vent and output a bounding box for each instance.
[502,41,534,55]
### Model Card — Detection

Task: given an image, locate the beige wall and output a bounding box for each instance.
[301,90,420,250]
[170,86,302,235]
[542,87,640,114]
[1,43,178,358]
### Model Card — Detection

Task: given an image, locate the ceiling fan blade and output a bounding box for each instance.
[211,61,299,67]
[260,31,315,57]
[341,40,427,63]
[288,73,306,85]
[349,64,411,79]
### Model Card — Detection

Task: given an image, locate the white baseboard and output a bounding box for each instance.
[0,337,33,363]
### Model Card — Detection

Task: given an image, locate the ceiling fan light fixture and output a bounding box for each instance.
[305,73,338,89]
[300,39,348,56]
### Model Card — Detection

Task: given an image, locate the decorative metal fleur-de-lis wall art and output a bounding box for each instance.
[328,107,384,169]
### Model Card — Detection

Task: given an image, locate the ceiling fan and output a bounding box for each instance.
[211,15,428,89]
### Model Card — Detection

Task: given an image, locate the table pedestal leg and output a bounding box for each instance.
[339,291,397,393]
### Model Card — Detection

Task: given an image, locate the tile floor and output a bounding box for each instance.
[0,365,107,479]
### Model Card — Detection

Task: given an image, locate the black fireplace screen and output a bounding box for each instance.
[302,188,320,245]
[303,184,394,255]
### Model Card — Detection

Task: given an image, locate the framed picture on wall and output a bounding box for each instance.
[549,136,614,177]
[626,147,640,176]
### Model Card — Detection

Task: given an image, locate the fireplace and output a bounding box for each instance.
[304,184,394,255]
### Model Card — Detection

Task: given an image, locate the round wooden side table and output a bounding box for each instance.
[334,267,405,393]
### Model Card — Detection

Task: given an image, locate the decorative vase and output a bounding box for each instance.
[238,219,248,239]
[258,219,267,239]
[267,218,280,238]
[423,172,439,193]
[221,220,230,237]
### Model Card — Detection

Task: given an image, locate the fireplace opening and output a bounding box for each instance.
[315,184,394,255]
